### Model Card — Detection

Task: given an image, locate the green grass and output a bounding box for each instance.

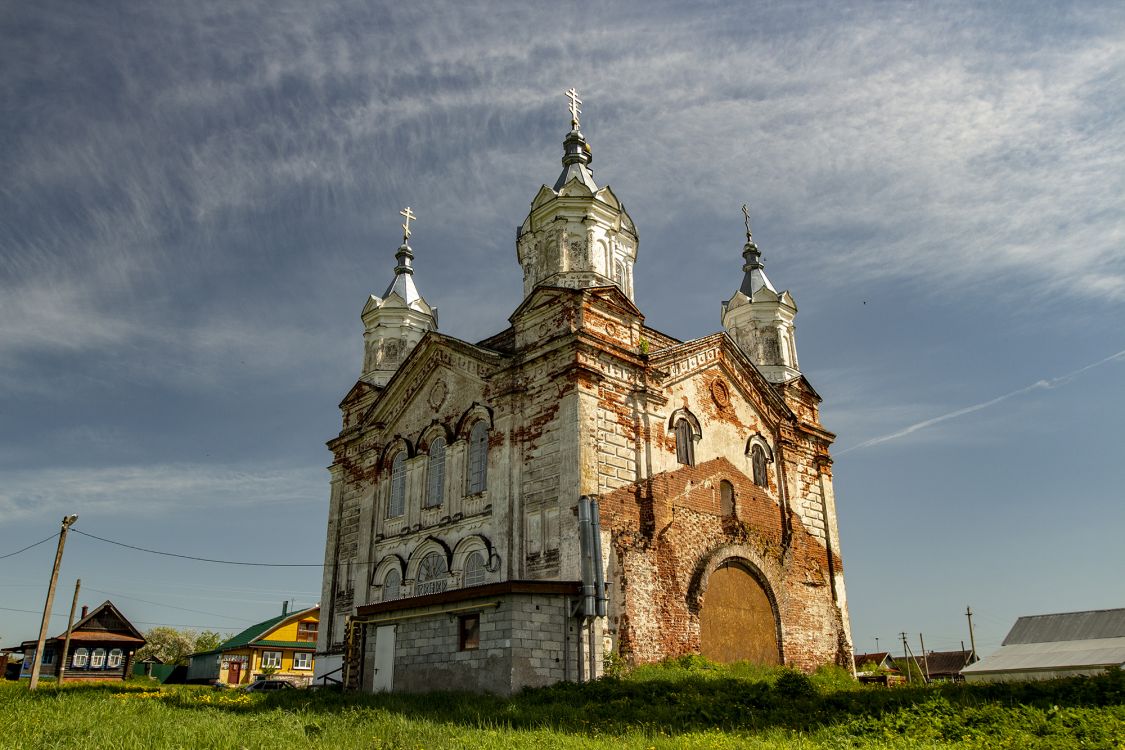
[5,661,1123,749]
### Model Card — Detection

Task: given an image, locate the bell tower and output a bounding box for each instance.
[721,207,801,383]
[516,89,638,301]
[360,207,438,387]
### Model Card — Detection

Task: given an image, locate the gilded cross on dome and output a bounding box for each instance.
[565,87,582,130]
[399,206,416,242]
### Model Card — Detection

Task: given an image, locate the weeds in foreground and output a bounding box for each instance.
[4,661,1123,749]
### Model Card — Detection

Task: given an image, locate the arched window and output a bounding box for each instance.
[751,445,768,487]
[382,569,401,601]
[73,648,88,668]
[675,418,695,466]
[720,480,735,516]
[425,437,446,508]
[388,451,406,517]
[107,649,123,668]
[463,551,487,587]
[91,648,106,668]
[466,421,489,494]
[415,552,448,596]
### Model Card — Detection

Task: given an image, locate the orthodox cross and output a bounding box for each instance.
[741,203,753,240]
[566,87,582,130]
[399,206,416,242]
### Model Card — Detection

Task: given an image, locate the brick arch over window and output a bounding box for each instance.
[454,403,494,438]
[452,534,497,586]
[370,554,406,587]
[415,422,454,454]
[406,537,453,581]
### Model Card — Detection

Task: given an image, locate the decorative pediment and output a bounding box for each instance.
[358,333,509,431]
[339,380,378,409]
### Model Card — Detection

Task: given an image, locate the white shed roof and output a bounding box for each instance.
[961,636,1125,675]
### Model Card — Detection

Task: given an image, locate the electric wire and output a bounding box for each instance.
[0,533,59,560]
[82,586,253,623]
[72,529,323,567]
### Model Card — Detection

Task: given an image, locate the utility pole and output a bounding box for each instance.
[29,514,78,691]
[900,632,911,684]
[966,606,978,660]
[57,579,81,684]
[918,633,931,682]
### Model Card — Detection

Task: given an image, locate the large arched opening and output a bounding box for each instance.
[699,559,780,665]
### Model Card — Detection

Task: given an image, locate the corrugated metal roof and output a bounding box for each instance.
[961,637,1125,674]
[1003,608,1125,645]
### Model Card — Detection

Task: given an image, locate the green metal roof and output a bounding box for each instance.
[213,607,317,652]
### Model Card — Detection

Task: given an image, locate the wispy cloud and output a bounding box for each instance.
[838,347,1125,454]
[0,462,325,523]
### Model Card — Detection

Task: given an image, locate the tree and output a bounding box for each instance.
[135,627,228,666]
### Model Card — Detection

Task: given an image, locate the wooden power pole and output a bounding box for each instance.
[966,606,978,659]
[29,514,78,691]
[57,579,81,684]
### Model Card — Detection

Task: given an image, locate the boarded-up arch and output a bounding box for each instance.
[699,560,780,665]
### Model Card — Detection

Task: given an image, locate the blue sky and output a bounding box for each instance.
[2,0,1123,660]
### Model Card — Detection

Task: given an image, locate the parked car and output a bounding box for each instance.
[243,679,295,692]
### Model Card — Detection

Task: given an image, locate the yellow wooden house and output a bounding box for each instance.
[187,605,318,686]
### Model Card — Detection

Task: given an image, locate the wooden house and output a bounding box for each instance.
[18,601,145,682]
[188,605,318,687]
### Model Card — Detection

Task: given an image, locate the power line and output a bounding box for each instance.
[0,533,59,560]
[0,606,237,632]
[72,529,323,567]
[82,587,252,624]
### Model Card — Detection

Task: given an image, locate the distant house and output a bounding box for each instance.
[893,649,977,682]
[853,651,895,674]
[962,608,1125,683]
[188,605,318,687]
[17,601,145,682]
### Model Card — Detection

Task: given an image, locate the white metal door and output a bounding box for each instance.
[372,625,395,692]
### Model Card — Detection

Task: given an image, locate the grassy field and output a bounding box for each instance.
[6,660,1123,749]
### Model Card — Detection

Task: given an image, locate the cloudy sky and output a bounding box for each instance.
[2,0,1123,660]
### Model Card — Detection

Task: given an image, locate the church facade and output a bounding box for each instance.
[315,97,853,694]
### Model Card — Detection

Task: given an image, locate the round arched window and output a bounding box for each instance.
[464,551,487,587]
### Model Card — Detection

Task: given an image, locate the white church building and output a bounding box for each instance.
[315,92,854,693]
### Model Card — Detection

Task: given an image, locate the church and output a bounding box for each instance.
[314,91,854,694]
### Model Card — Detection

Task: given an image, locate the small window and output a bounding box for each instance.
[107,649,123,668]
[425,437,446,508]
[751,444,768,487]
[459,613,480,651]
[292,652,312,670]
[296,621,318,642]
[466,421,489,494]
[382,569,401,601]
[90,648,105,668]
[73,648,89,668]
[720,480,735,516]
[415,552,448,596]
[675,418,695,466]
[388,451,407,517]
[41,649,55,666]
[463,551,487,587]
[261,651,282,669]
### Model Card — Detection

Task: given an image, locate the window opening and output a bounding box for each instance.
[382,569,401,601]
[388,450,406,517]
[751,444,768,487]
[466,421,489,494]
[675,418,695,466]
[415,552,448,596]
[425,437,446,508]
[91,648,105,668]
[73,648,89,668]
[108,649,123,668]
[459,613,480,650]
[261,651,282,669]
[296,621,318,642]
[293,652,312,670]
[720,480,735,516]
[464,551,487,587]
